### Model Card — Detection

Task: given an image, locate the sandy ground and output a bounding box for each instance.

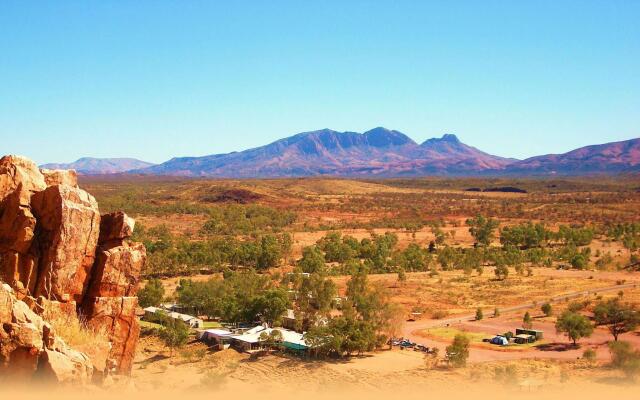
[129,333,639,394]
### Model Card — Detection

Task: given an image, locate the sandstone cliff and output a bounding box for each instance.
[0,155,146,383]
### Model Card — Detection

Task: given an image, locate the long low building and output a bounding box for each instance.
[198,324,309,353]
[143,306,204,328]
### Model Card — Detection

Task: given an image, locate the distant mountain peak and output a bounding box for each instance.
[441,133,460,143]
[421,133,463,147]
[40,157,156,175]
[132,127,513,177]
[363,127,415,147]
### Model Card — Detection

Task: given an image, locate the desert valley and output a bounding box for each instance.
[3,150,640,395]
[2,2,640,398]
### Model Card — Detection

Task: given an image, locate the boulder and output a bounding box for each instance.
[98,211,135,244]
[0,162,43,294]
[87,242,145,298]
[83,296,140,374]
[0,284,93,384]
[0,184,37,254]
[0,155,46,202]
[30,184,101,302]
[40,168,78,188]
[37,348,93,384]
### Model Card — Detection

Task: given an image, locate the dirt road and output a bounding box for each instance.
[400,282,639,363]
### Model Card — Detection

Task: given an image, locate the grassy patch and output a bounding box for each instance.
[423,327,489,343]
[202,321,223,329]
[140,320,163,330]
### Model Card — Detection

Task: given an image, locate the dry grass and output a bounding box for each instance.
[42,306,109,349]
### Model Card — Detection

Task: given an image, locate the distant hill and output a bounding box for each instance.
[133,127,513,177]
[502,137,640,175]
[41,157,156,175]
[44,131,640,177]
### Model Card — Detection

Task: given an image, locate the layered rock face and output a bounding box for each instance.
[0,283,93,383]
[0,155,146,382]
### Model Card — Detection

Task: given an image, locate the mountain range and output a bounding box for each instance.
[40,157,155,175]
[40,128,640,177]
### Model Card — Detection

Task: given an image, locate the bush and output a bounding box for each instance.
[446,334,470,368]
[138,278,165,308]
[608,341,640,380]
[158,316,190,356]
[582,348,597,362]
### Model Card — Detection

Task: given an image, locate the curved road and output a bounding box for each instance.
[403,282,638,333]
[400,282,639,362]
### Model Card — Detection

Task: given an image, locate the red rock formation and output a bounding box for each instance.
[30,184,100,302]
[39,168,78,188]
[83,296,140,374]
[0,155,145,380]
[82,211,144,373]
[98,211,135,244]
[87,241,145,298]
[0,155,47,201]
[0,283,94,383]
[0,156,47,296]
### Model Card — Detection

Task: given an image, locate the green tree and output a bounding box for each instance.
[257,235,283,270]
[475,308,483,321]
[541,303,553,317]
[298,246,326,274]
[522,311,533,329]
[251,288,291,326]
[401,243,428,271]
[555,311,593,346]
[397,268,407,285]
[494,263,509,280]
[446,334,470,367]
[259,329,284,351]
[593,299,640,341]
[158,317,190,356]
[466,215,499,247]
[138,278,165,308]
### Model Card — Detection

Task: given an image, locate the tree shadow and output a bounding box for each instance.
[535,342,576,352]
[135,353,170,369]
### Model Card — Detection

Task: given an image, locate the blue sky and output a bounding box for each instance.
[1,1,639,164]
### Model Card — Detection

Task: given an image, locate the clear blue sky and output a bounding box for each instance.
[1,1,639,164]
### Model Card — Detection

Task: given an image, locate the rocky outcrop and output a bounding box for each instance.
[87,241,145,298]
[0,283,93,383]
[98,211,135,244]
[0,156,47,297]
[39,168,78,188]
[0,155,145,381]
[83,211,145,373]
[83,296,140,373]
[31,184,101,302]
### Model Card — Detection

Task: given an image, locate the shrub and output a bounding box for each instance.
[446,334,470,368]
[582,348,597,362]
[138,278,165,308]
[608,341,640,380]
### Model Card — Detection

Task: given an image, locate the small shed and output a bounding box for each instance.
[514,334,536,344]
[516,328,543,341]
